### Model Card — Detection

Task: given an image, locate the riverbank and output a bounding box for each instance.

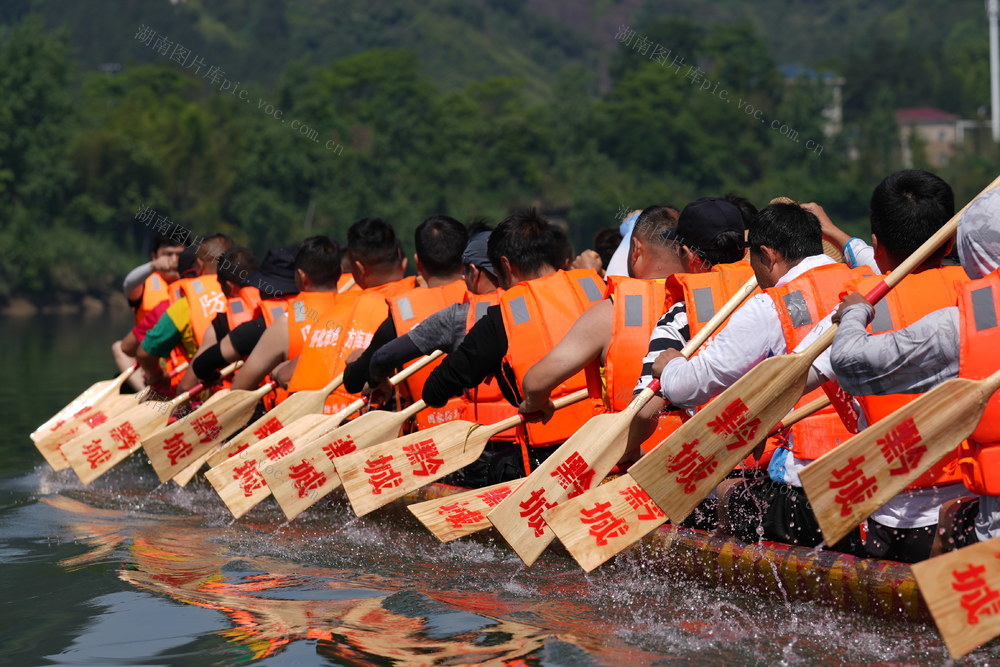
[1,291,131,317]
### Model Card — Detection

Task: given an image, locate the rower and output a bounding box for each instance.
[347,217,417,298]
[112,232,185,390]
[832,186,1000,552]
[421,210,606,478]
[653,202,871,553]
[136,233,233,395]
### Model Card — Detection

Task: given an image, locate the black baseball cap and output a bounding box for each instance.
[663,197,745,250]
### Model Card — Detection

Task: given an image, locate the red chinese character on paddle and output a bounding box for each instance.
[163,433,193,465]
[829,455,878,517]
[951,563,1000,625]
[322,436,356,461]
[226,443,250,459]
[73,406,93,419]
[109,422,140,450]
[264,437,294,461]
[477,486,513,508]
[191,411,222,443]
[288,459,327,499]
[438,501,485,528]
[666,439,718,494]
[876,417,927,477]
[707,398,761,450]
[83,439,112,469]
[252,417,282,441]
[232,461,266,497]
[518,489,555,537]
[550,452,596,498]
[580,501,629,546]
[404,439,444,477]
[620,484,665,521]
[84,411,108,428]
[365,454,403,495]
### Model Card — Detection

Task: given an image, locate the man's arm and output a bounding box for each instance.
[230,315,290,390]
[831,300,960,396]
[802,202,880,273]
[520,300,611,420]
[422,306,507,408]
[123,262,154,302]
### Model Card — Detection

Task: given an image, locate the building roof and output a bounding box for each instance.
[895,107,959,124]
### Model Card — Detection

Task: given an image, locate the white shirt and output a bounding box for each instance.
[843,238,881,273]
[605,212,640,277]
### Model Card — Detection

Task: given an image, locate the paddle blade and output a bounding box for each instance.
[36,393,139,471]
[409,481,521,542]
[31,378,115,442]
[204,412,329,518]
[204,387,340,467]
[61,401,173,484]
[142,388,268,483]
[337,419,496,517]
[487,412,630,566]
[543,473,667,572]
[629,353,811,524]
[800,377,988,547]
[912,536,1000,659]
[264,409,413,521]
[171,448,215,487]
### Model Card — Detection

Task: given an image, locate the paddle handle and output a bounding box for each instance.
[172,360,243,406]
[983,367,1000,395]
[387,350,445,387]
[492,388,591,433]
[768,395,830,436]
[337,277,357,293]
[319,372,346,397]
[864,175,1000,305]
[623,379,661,415]
[680,274,759,357]
[398,399,427,420]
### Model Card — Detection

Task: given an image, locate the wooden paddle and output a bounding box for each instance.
[336,389,590,517]
[31,362,138,445]
[263,399,428,521]
[204,411,331,518]
[143,381,278,483]
[37,362,188,471]
[61,362,241,484]
[409,480,523,542]
[485,275,760,566]
[252,351,446,518]
[338,277,356,292]
[544,395,833,572]
[203,372,346,467]
[801,368,1000,547]
[628,176,1000,525]
[911,536,1000,659]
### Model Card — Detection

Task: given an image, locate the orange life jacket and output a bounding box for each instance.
[499,269,607,448]
[664,260,756,336]
[366,275,419,300]
[260,295,295,327]
[462,291,519,438]
[957,268,1000,495]
[853,266,968,489]
[175,275,227,347]
[337,273,360,293]
[767,262,873,460]
[389,280,468,431]
[136,272,172,324]
[286,291,390,414]
[226,286,262,330]
[603,277,684,453]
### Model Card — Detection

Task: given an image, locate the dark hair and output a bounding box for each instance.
[467,218,493,236]
[347,218,403,269]
[748,203,822,263]
[546,223,574,270]
[295,235,341,287]
[725,193,758,233]
[415,215,468,277]
[195,233,234,272]
[632,205,681,247]
[151,232,185,255]
[218,247,258,287]
[870,170,955,260]
[488,209,554,279]
[692,231,746,267]
[593,227,623,268]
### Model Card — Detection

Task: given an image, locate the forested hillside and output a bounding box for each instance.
[0,0,996,305]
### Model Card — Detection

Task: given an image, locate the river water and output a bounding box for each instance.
[1,311,995,665]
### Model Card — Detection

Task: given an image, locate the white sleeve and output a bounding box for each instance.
[842,238,880,274]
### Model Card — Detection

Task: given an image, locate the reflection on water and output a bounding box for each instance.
[2,316,1000,665]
